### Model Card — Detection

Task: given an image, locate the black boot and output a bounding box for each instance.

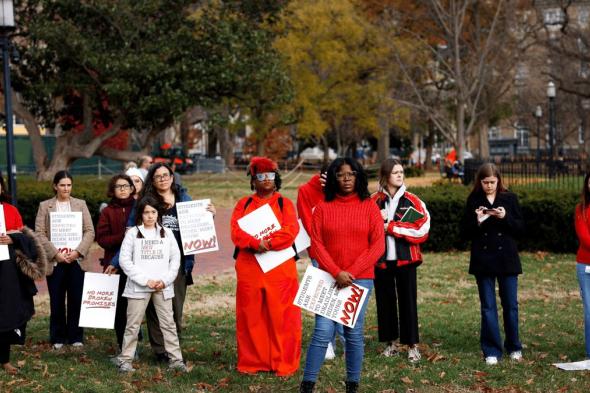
[345,381,359,393]
[299,380,315,393]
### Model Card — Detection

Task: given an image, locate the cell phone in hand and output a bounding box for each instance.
[483,208,497,214]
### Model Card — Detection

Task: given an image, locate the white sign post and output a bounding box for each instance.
[176,199,219,255]
[237,203,295,273]
[293,265,369,328]
[0,205,10,260]
[79,272,120,329]
[133,238,170,292]
[50,212,82,253]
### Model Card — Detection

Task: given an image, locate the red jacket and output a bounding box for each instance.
[1,202,23,231]
[96,197,135,267]
[575,204,590,264]
[296,174,324,259]
[311,193,385,279]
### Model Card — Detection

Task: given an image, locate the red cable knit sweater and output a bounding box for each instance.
[575,204,590,264]
[311,193,385,279]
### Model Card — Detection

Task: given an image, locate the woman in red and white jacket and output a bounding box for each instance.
[575,172,590,360]
[371,158,430,363]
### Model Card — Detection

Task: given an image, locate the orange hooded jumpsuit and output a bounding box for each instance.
[231,192,302,376]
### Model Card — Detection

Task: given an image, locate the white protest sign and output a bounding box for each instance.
[133,237,170,292]
[50,212,82,253]
[177,199,219,255]
[293,265,369,328]
[79,272,120,329]
[237,203,295,273]
[294,218,311,253]
[553,359,590,371]
[0,205,10,261]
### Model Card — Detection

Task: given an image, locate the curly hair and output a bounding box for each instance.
[324,157,370,202]
[106,174,135,199]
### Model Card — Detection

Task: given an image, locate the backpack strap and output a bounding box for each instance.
[135,226,144,239]
[233,198,254,259]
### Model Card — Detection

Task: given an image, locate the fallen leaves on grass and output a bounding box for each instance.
[401,376,413,385]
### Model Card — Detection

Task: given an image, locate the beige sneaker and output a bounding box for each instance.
[408,346,421,363]
[382,342,399,357]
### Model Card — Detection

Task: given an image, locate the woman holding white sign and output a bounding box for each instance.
[231,156,301,376]
[141,163,215,362]
[35,171,95,349]
[114,196,187,373]
[372,159,430,363]
[300,157,384,393]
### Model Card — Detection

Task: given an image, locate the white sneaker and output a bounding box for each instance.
[324,342,336,360]
[52,343,64,350]
[382,342,399,358]
[408,346,421,363]
[510,351,523,361]
[485,356,498,365]
[71,342,84,348]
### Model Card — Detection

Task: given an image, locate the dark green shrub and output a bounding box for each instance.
[408,184,580,253]
[15,176,109,228]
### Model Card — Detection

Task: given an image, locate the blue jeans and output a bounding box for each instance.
[302,279,373,383]
[310,260,345,347]
[475,275,522,358]
[577,263,590,358]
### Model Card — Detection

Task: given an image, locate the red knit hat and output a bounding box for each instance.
[248,156,277,176]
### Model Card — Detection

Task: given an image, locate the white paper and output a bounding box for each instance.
[177,199,219,255]
[585,265,590,274]
[133,238,170,292]
[294,219,311,253]
[552,359,590,371]
[0,205,10,261]
[237,203,295,273]
[293,265,369,328]
[50,212,82,253]
[79,272,120,329]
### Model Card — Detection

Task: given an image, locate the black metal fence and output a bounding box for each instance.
[463,158,589,190]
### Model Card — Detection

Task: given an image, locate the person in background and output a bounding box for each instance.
[0,172,48,374]
[296,165,344,360]
[462,163,524,366]
[35,171,95,349]
[138,155,153,178]
[371,158,430,363]
[574,172,590,361]
[300,157,384,393]
[231,156,301,376]
[96,174,136,351]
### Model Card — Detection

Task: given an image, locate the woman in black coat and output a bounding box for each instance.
[462,163,524,366]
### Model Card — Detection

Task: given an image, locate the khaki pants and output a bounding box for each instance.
[119,291,182,364]
[146,270,187,355]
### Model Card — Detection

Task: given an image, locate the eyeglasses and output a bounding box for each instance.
[114,184,131,190]
[255,172,276,181]
[336,171,357,180]
[154,173,171,182]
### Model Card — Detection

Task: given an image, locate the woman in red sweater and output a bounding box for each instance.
[231,156,301,376]
[96,174,135,350]
[575,172,590,360]
[300,157,385,393]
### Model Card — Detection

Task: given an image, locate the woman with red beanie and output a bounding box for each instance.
[231,156,301,376]
[300,157,384,393]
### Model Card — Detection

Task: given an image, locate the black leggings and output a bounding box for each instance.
[0,342,9,364]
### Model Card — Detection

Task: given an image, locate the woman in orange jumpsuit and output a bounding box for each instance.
[231,156,301,376]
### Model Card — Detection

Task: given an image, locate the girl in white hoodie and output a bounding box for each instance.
[115,196,186,373]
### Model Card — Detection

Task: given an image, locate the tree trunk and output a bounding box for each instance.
[256,135,265,156]
[457,102,466,163]
[377,105,390,163]
[219,126,233,166]
[207,129,218,158]
[424,124,434,171]
[479,123,490,160]
[321,135,330,165]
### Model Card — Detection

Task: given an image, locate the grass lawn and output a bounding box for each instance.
[1,252,589,392]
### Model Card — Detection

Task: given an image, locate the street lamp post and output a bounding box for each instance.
[547,81,557,160]
[534,105,543,163]
[0,0,16,205]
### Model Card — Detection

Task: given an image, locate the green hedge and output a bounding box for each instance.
[15,176,108,229]
[409,184,580,253]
